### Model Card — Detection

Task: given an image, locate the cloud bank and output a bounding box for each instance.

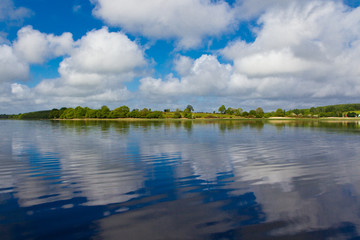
[91,0,236,48]
[138,1,360,109]
[34,27,146,106]
[0,26,146,112]
[14,26,74,64]
[1,0,360,113]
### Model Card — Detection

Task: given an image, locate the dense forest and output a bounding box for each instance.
[3,103,360,120]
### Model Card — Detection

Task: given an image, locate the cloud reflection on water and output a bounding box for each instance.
[1,120,360,239]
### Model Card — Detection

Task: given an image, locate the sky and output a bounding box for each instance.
[1,0,360,114]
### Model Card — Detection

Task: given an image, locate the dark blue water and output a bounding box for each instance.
[1,120,360,239]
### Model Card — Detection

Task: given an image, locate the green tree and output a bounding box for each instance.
[139,108,150,118]
[173,109,182,118]
[218,105,226,114]
[225,107,235,115]
[249,110,257,117]
[97,105,110,118]
[234,108,243,116]
[110,105,130,118]
[185,112,193,119]
[183,107,192,118]
[292,109,300,115]
[51,107,67,118]
[59,107,67,117]
[74,106,86,118]
[275,108,284,117]
[49,108,60,119]
[310,107,317,114]
[186,105,194,112]
[128,109,140,118]
[146,111,164,118]
[60,108,75,119]
[85,108,98,118]
[255,107,264,118]
[347,112,357,117]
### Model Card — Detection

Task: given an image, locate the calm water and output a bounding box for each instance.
[1,120,360,239]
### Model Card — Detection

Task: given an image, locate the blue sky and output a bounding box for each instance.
[1,0,360,113]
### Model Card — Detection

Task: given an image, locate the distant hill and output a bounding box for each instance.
[6,110,52,120]
[20,110,52,119]
[286,103,360,117]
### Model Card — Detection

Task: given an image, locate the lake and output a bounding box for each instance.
[1,119,360,239]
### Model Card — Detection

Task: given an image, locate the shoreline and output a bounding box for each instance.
[49,117,360,121]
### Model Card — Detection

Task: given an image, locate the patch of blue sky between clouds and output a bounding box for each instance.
[17,0,103,40]
[27,57,63,88]
[343,0,360,8]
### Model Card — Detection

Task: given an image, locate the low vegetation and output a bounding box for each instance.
[3,103,360,120]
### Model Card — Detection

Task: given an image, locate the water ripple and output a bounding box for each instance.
[1,120,360,239]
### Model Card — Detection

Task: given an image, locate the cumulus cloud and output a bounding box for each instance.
[223,1,360,99]
[3,1,360,113]
[0,25,77,109]
[91,0,236,48]
[0,26,147,113]
[0,26,74,85]
[0,26,77,112]
[0,45,28,82]
[11,83,31,99]
[140,55,232,101]
[33,27,146,107]
[14,26,74,64]
[0,0,32,23]
[139,1,360,110]
[173,55,194,77]
[63,27,145,74]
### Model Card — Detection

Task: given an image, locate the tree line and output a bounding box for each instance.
[282,103,360,118]
[3,105,195,120]
[48,106,165,119]
[47,105,196,119]
[217,103,360,118]
[3,103,360,120]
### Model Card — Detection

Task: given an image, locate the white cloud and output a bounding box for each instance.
[234,0,316,20]
[174,55,194,77]
[11,83,31,99]
[140,55,232,101]
[0,27,147,113]
[91,0,236,48]
[0,26,76,111]
[233,49,314,77]
[136,1,360,110]
[0,26,74,85]
[0,44,28,82]
[0,26,76,110]
[0,0,31,23]
[222,1,360,100]
[14,26,74,64]
[33,27,146,107]
[64,27,145,74]
[3,1,360,113]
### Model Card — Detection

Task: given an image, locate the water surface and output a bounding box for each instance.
[1,119,360,239]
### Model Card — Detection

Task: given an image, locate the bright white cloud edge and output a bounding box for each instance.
[91,0,237,49]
